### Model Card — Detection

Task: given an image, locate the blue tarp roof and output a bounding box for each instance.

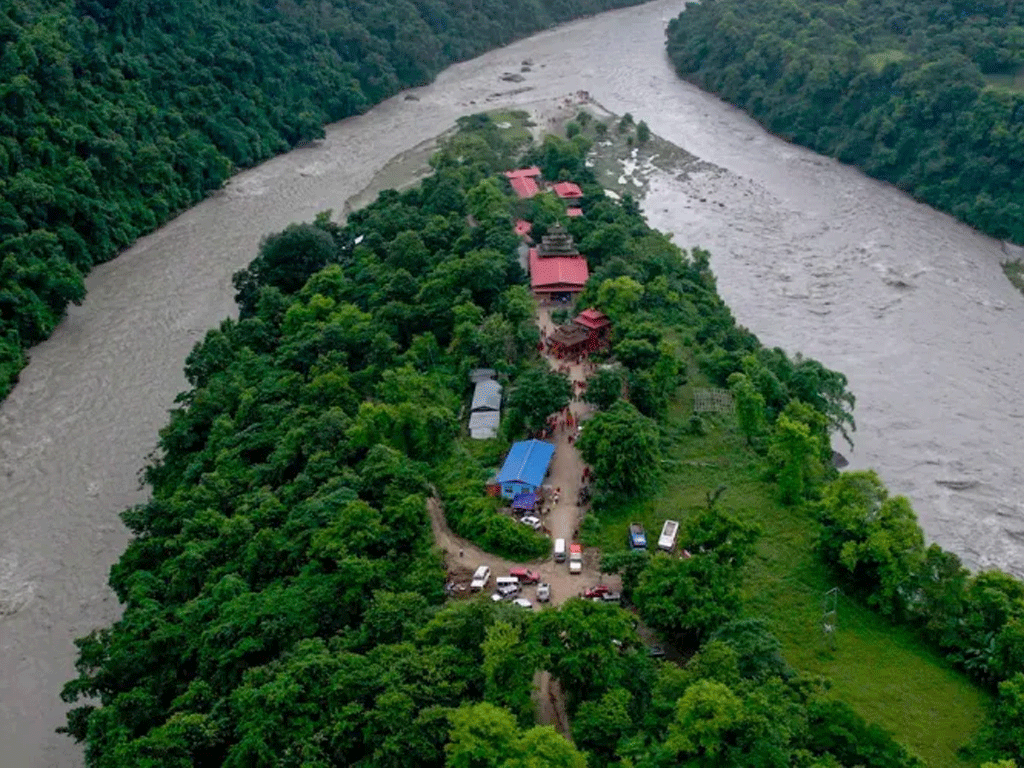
[495,439,555,487]
[511,492,537,510]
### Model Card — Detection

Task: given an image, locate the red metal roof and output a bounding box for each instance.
[529,248,589,291]
[505,166,541,179]
[514,219,533,238]
[509,176,540,199]
[574,308,610,330]
[551,181,583,199]
[566,207,583,217]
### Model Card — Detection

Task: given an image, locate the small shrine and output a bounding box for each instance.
[536,223,579,257]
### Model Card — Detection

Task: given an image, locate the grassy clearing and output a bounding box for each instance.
[489,109,536,149]
[585,369,989,767]
[984,66,1024,93]
[1002,260,1024,297]
[864,48,911,73]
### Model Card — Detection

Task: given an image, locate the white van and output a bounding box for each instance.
[470,566,491,591]
[553,538,567,563]
[495,576,520,593]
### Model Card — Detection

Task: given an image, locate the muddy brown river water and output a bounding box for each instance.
[2,1,1022,764]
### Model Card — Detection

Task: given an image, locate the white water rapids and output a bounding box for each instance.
[1,1,1021,763]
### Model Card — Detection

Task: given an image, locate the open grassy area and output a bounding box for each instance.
[864,48,911,73]
[487,108,536,148]
[1002,259,1024,297]
[585,371,989,767]
[984,66,1024,93]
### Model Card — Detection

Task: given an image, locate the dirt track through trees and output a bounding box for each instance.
[426,303,620,740]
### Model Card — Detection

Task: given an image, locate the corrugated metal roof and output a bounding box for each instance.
[505,167,541,179]
[529,248,589,291]
[552,181,583,198]
[495,440,555,486]
[509,176,540,199]
[469,411,501,439]
[471,379,503,412]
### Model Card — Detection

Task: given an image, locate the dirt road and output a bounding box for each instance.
[425,303,617,740]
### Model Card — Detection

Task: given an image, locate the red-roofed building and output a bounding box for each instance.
[575,308,611,332]
[506,167,541,179]
[545,308,611,357]
[505,167,542,199]
[529,248,589,300]
[566,207,583,218]
[514,219,533,240]
[574,308,612,347]
[551,181,583,202]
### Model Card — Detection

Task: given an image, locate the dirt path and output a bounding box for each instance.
[426,302,616,738]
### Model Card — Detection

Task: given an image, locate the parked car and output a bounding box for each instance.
[510,567,540,584]
[647,645,666,658]
[512,598,533,609]
[601,591,621,603]
[569,543,583,574]
[628,522,647,550]
[536,583,551,602]
[583,584,611,599]
[490,583,519,602]
[520,515,542,530]
[470,565,491,591]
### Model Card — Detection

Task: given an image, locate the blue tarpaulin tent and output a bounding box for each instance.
[511,492,537,510]
[495,439,555,500]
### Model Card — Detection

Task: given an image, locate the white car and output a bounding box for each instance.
[520,515,542,530]
[536,583,551,602]
[512,598,533,609]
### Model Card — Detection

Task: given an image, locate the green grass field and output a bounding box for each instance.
[585,374,989,767]
[864,48,911,73]
[984,66,1024,93]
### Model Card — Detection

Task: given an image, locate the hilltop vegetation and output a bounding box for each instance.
[666,0,1024,249]
[61,119,935,767]
[0,0,648,400]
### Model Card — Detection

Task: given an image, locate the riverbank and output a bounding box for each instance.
[3,3,1022,762]
[352,102,989,764]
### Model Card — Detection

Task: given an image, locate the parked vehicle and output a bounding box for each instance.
[628,522,647,550]
[537,583,551,602]
[495,576,521,592]
[583,584,611,599]
[569,543,583,574]
[490,583,519,601]
[470,565,491,591]
[509,567,540,584]
[520,515,542,530]
[512,598,533,609]
[553,538,567,562]
[601,591,621,603]
[658,519,679,552]
[647,645,666,658]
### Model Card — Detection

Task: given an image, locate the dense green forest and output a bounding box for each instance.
[665,0,1024,247]
[60,120,938,767]
[0,0,648,400]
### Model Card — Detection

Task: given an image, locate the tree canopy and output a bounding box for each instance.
[0,0,650,400]
[666,0,1024,249]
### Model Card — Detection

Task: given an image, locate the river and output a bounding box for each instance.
[1,0,1022,764]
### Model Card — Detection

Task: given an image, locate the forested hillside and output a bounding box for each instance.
[0,0,645,399]
[60,121,930,767]
[666,0,1024,246]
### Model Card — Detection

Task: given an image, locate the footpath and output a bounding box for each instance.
[426,301,621,740]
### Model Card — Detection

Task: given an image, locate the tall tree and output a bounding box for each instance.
[505,366,572,436]
[576,400,661,497]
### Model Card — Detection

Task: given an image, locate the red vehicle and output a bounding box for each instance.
[510,567,540,584]
[582,584,611,599]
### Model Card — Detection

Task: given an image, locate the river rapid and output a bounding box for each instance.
[2,0,1022,763]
